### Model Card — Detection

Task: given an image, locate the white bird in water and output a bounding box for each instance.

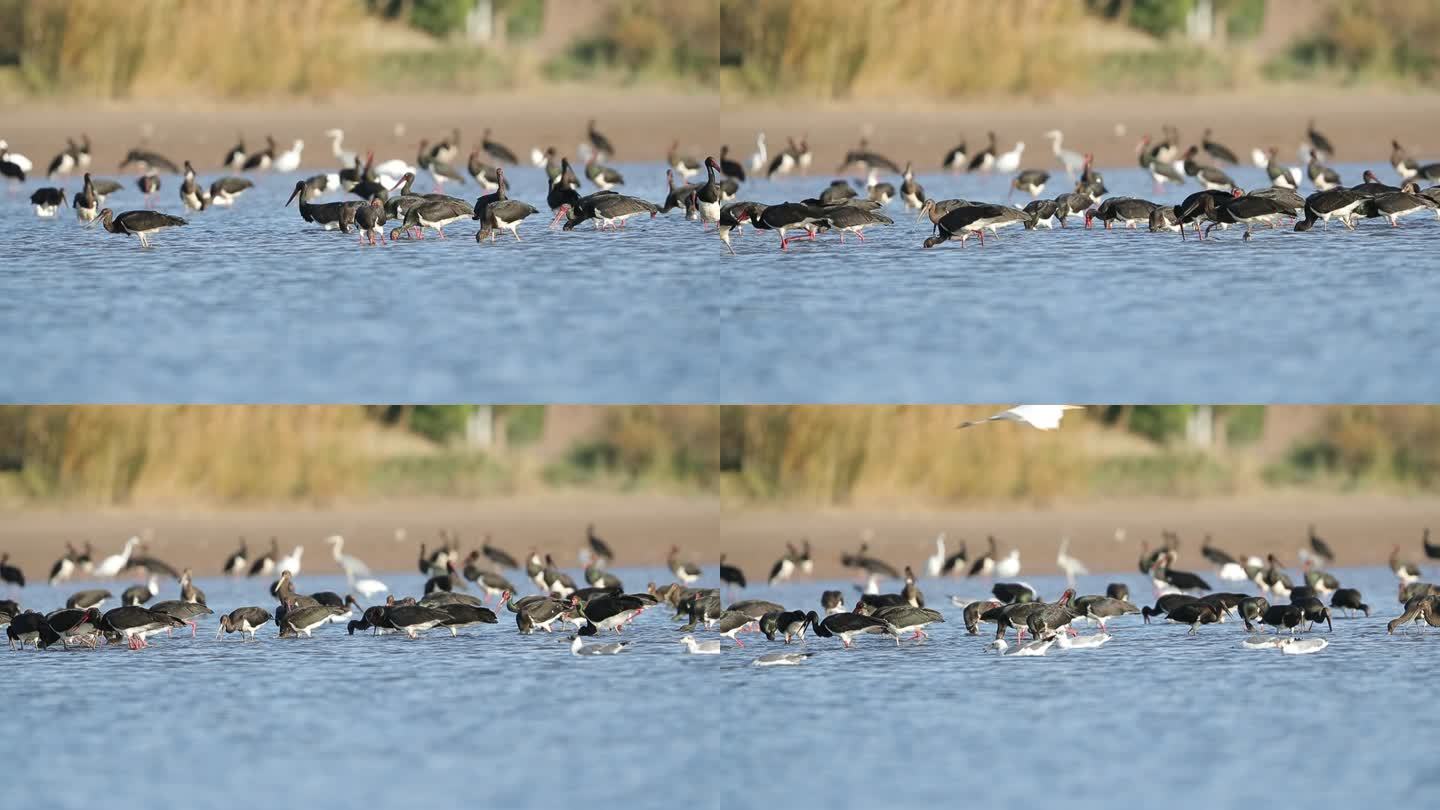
[276,545,304,576]
[353,578,388,599]
[324,129,355,167]
[994,549,1021,579]
[1242,635,1284,649]
[1280,637,1328,655]
[1006,636,1054,656]
[326,535,370,581]
[925,532,947,578]
[752,651,811,667]
[1056,537,1089,586]
[749,132,767,173]
[1057,632,1111,650]
[679,635,721,654]
[272,139,304,173]
[861,573,881,595]
[959,405,1082,431]
[93,536,140,578]
[1043,130,1085,179]
[571,634,630,656]
[373,156,415,181]
[995,141,1025,174]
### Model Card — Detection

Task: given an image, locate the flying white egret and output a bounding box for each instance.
[93,537,140,578]
[1056,537,1089,587]
[958,405,1083,431]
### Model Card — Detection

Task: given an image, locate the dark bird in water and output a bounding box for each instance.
[1388,595,1440,634]
[1329,588,1368,617]
[0,554,24,588]
[719,554,746,590]
[1308,524,1335,563]
[810,610,897,648]
[482,537,518,570]
[1422,528,1440,560]
[586,524,614,562]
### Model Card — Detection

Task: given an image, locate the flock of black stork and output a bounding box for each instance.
[4,118,1437,253]
[6,522,1440,660]
[1,525,748,658]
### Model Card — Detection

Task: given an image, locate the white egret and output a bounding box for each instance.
[958,405,1082,431]
[1056,537,1089,586]
[276,545,304,577]
[93,537,140,578]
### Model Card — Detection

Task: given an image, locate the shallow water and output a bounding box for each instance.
[0,165,722,402]
[6,562,1435,807]
[4,568,722,810]
[721,162,1439,402]
[4,162,1434,402]
[722,563,1437,806]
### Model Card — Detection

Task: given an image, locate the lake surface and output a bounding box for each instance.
[0,165,723,402]
[724,161,1438,402]
[3,160,1434,402]
[7,563,1434,807]
[723,563,1436,807]
[4,568,724,810]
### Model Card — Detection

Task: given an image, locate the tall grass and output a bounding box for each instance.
[546,406,719,490]
[722,406,1090,506]
[1276,0,1440,84]
[7,0,365,98]
[0,405,718,506]
[0,406,369,505]
[547,0,719,85]
[1266,406,1440,487]
[723,405,1440,508]
[720,0,1083,100]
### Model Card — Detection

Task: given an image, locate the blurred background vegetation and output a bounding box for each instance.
[0,405,717,507]
[1,1,1430,101]
[5,405,1436,509]
[719,0,1440,100]
[721,405,1440,507]
[0,0,718,100]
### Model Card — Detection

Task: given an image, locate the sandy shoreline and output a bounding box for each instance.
[720,89,1440,172]
[3,492,1437,585]
[0,90,719,172]
[6,89,1438,179]
[718,493,1440,580]
[0,493,717,578]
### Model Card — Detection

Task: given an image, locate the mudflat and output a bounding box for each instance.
[720,89,1440,171]
[1,89,719,171]
[0,493,717,577]
[719,493,1440,578]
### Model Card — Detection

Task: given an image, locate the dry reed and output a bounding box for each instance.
[3,406,369,504]
[13,0,366,98]
[720,0,1084,100]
